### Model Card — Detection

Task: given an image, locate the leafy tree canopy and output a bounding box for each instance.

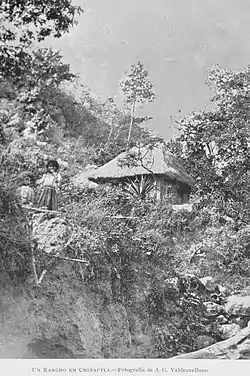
[169,65,249,204]
[0,0,82,90]
[120,61,156,104]
[120,61,157,146]
[0,0,83,44]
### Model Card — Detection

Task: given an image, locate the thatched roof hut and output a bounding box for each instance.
[87,143,195,202]
[88,143,195,185]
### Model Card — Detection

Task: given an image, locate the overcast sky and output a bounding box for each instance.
[46,0,250,140]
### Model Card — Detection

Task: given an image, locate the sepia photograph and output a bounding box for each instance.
[0,0,249,373]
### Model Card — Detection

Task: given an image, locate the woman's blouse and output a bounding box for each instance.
[38,173,62,189]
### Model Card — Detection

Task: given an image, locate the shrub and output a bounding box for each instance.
[0,185,31,282]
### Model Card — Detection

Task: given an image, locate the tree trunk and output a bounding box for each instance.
[107,123,114,144]
[126,101,136,149]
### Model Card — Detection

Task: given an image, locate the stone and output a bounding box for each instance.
[217,315,228,324]
[58,159,69,169]
[235,317,249,329]
[203,301,224,317]
[225,295,250,317]
[217,285,228,295]
[199,276,216,292]
[194,335,216,350]
[32,214,68,255]
[219,323,241,340]
[172,323,250,359]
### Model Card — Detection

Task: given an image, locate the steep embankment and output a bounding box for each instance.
[1,263,250,359]
[1,211,250,359]
[0,270,132,358]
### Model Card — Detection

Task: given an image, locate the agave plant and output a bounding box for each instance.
[123,175,155,199]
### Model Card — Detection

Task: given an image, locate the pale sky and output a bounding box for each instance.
[45,0,250,140]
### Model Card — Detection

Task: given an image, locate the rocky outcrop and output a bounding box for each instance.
[0,279,132,359]
[203,301,224,317]
[173,322,250,359]
[32,214,68,255]
[193,335,217,350]
[176,274,250,354]
[200,276,217,292]
[225,295,250,317]
[1,263,249,359]
[219,323,241,340]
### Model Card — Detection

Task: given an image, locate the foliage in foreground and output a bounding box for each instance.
[0,185,31,281]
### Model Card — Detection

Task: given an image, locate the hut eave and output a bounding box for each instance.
[88,143,195,187]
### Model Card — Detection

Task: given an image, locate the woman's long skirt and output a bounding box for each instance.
[38,187,58,211]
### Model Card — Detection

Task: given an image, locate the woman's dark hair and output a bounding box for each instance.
[46,160,59,172]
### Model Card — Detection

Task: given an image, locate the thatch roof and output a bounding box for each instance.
[88,143,195,187]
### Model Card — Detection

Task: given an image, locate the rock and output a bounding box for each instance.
[58,159,69,169]
[218,285,228,295]
[0,281,133,359]
[172,323,250,359]
[194,335,216,350]
[225,295,250,317]
[32,214,68,255]
[235,317,249,329]
[172,204,193,212]
[210,292,225,305]
[203,301,224,317]
[178,274,203,293]
[217,315,228,324]
[199,276,216,292]
[219,323,241,340]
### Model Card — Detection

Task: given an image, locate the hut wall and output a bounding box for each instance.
[117,175,191,203]
[154,177,177,202]
[154,177,191,203]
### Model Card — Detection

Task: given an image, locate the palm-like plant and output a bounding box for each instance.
[123,175,155,199]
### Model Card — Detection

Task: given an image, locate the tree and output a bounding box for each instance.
[0,48,77,140]
[169,65,249,204]
[0,1,82,89]
[71,89,156,164]
[0,1,83,140]
[0,0,83,45]
[120,61,156,147]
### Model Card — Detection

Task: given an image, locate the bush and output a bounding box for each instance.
[0,185,31,282]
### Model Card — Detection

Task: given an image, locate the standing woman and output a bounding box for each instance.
[37,160,61,211]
